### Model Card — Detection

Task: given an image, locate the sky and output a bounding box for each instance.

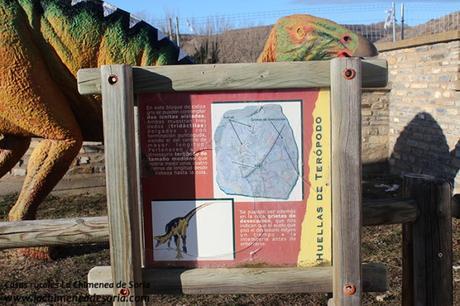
[107,0,460,31]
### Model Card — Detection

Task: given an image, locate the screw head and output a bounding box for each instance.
[108,74,118,85]
[343,283,357,296]
[343,68,356,80]
[119,287,130,297]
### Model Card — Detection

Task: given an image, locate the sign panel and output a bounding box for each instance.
[139,89,331,268]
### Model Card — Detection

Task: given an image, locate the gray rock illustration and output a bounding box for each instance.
[214,104,299,199]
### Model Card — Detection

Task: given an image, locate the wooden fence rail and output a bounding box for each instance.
[0,216,108,249]
[87,263,388,295]
[77,60,388,95]
[0,199,417,250]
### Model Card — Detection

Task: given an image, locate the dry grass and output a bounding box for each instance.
[0,179,458,305]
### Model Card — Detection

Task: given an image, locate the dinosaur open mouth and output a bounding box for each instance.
[337,50,351,57]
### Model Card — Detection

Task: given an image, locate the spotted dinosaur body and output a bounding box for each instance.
[0,0,189,258]
[0,3,377,260]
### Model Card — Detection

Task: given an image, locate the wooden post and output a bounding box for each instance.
[330,58,363,306]
[101,65,143,305]
[402,174,453,306]
[134,105,146,268]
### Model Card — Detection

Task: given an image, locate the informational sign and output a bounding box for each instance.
[139,89,331,268]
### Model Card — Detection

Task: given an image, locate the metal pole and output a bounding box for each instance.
[401,3,405,40]
[392,2,396,42]
[175,16,180,46]
[168,17,173,40]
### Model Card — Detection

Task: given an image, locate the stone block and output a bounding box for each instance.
[79,156,91,164]
[11,168,26,176]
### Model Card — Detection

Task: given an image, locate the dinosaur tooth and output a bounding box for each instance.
[102,2,117,17]
[129,15,142,28]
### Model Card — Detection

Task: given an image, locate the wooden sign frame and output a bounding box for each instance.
[77,58,388,306]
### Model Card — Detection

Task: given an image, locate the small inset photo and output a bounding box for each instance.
[152,199,234,261]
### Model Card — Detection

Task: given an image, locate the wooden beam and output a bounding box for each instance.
[0,217,108,249]
[0,198,417,249]
[100,65,143,304]
[330,58,363,306]
[363,199,417,226]
[87,263,387,295]
[77,60,388,95]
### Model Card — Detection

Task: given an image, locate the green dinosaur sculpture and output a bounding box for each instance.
[0,0,377,260]
[0,0,189,259]
[258,14,377,62]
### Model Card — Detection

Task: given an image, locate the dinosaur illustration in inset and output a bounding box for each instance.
[0,0,377,260]
[154,202,212,259]
[0,0,189,259]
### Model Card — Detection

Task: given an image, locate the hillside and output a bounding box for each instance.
[181,26,271,64]
[181,11,459,63]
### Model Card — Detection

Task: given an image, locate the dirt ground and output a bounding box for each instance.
[0,177,459,305]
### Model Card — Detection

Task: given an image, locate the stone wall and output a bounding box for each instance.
[362,90,390,165]
[377,32,460,192]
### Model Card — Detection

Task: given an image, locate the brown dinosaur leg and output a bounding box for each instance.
[0,135,30,259]
[10,139,81,260]
[6,131,82,260]
[1,6,84,259]
[8,137,82,260]
[9,138,82,221]
[0,135,31,178]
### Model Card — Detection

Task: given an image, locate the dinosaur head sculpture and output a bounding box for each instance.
[258,14,378,62]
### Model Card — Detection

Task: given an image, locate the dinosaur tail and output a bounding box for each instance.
[184,201,215,222]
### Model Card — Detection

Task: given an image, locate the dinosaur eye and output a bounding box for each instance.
[341,34,352,43]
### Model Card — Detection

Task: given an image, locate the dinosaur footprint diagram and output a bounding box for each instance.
[212,101,303,201]
[152,199,234,261]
